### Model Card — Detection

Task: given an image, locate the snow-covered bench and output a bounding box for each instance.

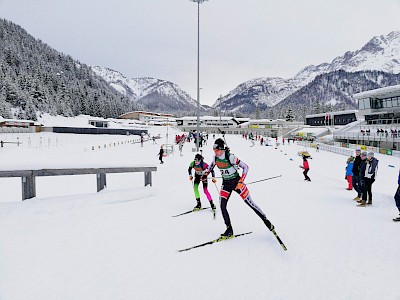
[0,166,157,201]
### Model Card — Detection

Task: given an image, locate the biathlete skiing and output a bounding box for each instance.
[207,138,275,237]
[188,154,217,211]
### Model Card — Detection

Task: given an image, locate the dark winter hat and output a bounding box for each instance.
[361,151,367,157]
[367,151,374,157]
[213,138,225,150]
[194,154,203,161]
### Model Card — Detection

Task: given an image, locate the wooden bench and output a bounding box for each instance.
[0,140,22,147]
[0,166,157,200]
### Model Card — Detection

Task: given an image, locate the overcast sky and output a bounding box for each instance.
[1,0,399,105]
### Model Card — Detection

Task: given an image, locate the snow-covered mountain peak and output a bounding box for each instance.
[295,30,400,83]
[214,30,400,113]
[92,66,203,112]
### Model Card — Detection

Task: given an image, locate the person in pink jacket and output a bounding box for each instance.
[302,155,311,181]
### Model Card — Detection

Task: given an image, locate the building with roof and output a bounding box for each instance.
[306,110,360,126]
[333,85,400,151]
[119,111,175,125]
[353,84,400,125]
[0,118,41,133]
[176,116,303,137]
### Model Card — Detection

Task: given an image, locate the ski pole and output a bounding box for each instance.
[212,175,282,182]
[246,175,282,185]
[213,182,220,194]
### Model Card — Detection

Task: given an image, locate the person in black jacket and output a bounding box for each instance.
[158,146,164,164]
[393,169,400,222]
[352,149,362,200]
[358,152,378,207]
[357,152,367,205]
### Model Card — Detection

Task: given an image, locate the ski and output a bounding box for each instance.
[271,229,287,251]
[172,207,210,217]
[178,232,252,252]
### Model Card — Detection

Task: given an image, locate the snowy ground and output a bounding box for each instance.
[0,127,399,300]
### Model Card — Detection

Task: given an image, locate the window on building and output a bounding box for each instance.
[392,97,399,107]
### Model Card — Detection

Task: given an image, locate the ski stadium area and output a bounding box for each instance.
[0,122,399,300]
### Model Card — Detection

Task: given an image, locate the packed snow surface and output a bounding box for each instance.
[0,127,399,299]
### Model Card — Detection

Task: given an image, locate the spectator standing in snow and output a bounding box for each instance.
[345,156,354,190]
[158,146,164,164]
[352,149,362,201]
[393,169,400,222]
[356,152,367,205]
[358,152,378,207]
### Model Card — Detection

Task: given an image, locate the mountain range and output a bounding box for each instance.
[1,17,400,120]
[91,66,206,114]
[94,30,400,118]
[212,31,400,115]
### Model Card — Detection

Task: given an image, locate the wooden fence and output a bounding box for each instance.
[0,166,157,200]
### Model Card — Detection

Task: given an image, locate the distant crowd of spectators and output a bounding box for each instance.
[360,128,398,138]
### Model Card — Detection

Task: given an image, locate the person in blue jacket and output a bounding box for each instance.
[345,156,354,190]
[394,169,400,222]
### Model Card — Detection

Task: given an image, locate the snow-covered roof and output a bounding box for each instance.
[306,110,358,118]
[353,84,400,99]
[177,116,233,121]
[88,117,110,122]
[0,118,36,123]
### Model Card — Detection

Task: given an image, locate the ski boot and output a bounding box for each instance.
[366,199,372,206]
[210,200,216,218]
[263,218,275,231]
[220,226,233,238]
[393,215,400,222]
[193,199,201,211]
[209,200,216,210]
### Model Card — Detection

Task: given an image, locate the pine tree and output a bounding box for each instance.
[285,108,295,122]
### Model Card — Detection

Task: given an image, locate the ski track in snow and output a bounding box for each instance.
[0,129,399,300]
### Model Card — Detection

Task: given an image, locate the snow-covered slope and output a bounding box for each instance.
[92,66,206,112]
[0,130,399,299]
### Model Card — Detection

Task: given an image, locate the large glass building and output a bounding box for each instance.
[354,84,400,124]
[332,84,400,151]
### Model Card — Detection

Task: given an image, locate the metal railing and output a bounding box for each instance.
[298,141,354,157]
[333,132,400,142]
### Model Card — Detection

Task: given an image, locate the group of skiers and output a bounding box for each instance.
[187,138,275,237]
[163,131,399,225]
